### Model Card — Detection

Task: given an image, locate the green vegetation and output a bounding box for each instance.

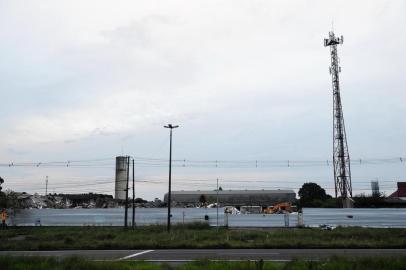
[0,256,162,270]
[352,194,406,208]
[0,176,4,192]
[0,190,18,209]
[298,183,335,208]
[298,194,405,208]
[181,257,406,270]
[1,256,406,270]
[0,177,17,209]
[297,182,403,208]
[1,223,406,250]
[282,256,406,270]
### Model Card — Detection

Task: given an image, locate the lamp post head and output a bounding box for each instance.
[164,124,179,129]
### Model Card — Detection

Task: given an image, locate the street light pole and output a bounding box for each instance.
[164,124,179,232]
[132,158,135,228]
[124,156,130,228]
[216,178,219,231]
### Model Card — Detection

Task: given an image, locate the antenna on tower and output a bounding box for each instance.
[324,30,353,208]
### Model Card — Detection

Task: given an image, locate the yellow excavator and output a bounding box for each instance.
[263,202,294,214]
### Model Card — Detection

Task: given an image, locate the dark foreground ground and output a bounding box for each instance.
[1,255,406,270]
[1,224,406,250]
[2,248,406,261]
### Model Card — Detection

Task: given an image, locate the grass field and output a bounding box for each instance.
[1,223,406,250]
[1,256,406,270]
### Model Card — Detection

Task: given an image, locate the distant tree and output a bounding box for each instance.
[199,194,207,204]
[353,194,386,208]
[218,186,223,191]
[0,178,7,208]
[298,182,331,207]
[0,177,4,193]
[0,193,5,208]
[0,189,19,209]
[134,197,147,203]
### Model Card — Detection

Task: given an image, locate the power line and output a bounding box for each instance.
[1,155,405,169]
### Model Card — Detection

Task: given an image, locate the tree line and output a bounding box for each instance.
[298,182,403,208]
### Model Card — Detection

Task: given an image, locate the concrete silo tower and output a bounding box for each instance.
[115,156,129,200]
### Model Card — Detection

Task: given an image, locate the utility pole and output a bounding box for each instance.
[164,124,179,232]
[124,156,130,227]
[132,158,135,228]
[324,31,353,207]
[45,176,48,196]
[216,178,219,230]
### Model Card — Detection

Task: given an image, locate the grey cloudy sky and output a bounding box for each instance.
[0,0,405,199]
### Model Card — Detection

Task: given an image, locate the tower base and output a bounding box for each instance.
[342,197,354,208]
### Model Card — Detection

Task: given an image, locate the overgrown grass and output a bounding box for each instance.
[282,256,406,270]
[1,223,406,250]
[0,256,163,270]
[1,256,406,270]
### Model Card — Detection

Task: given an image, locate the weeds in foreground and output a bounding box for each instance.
[283,256,406,270]
[1,256,406,270]
[1,225,406,250]
[0,256,162,270]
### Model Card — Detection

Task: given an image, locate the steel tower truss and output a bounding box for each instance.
[324,31,352,200]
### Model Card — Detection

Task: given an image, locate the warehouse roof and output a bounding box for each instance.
[170,189,295,195]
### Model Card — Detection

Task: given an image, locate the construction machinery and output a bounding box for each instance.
[263,202,296,214]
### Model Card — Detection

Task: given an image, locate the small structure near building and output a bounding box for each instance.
[388,182,406,200]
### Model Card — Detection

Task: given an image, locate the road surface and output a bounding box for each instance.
[1,249,405,262]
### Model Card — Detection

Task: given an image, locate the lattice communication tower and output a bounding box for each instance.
[324,31,353,201]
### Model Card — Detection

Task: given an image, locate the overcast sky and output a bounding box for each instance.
[0,0,405,199]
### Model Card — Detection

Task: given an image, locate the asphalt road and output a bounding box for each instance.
[1,249,406,262]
